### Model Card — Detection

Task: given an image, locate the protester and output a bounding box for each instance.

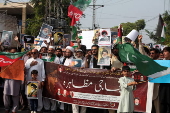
[25,49,45,113]
[159,51,164,60]
[62,48,67,57]
[43,46,58,113]
[149,48,160,60]
[55,48,64,64]
[117,66,137,113]
[3,47,22,113]
[85,45,110,113]
[75,49,85,67]
[27,70,40,113]
[159,47,170,113]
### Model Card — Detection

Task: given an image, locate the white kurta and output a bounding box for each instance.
[25,57,45,111]
[117,76,135,113]
[25,57,45,82]
[64,56,73,66]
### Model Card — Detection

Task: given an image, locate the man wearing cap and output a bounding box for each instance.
[63,46,87,113]
[63,46,75,65]
[25,49,45,113]
[75,49,85,67]
[43,46,59,112]
[42,46,60,64]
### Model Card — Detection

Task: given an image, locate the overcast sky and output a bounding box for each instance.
[0,0,169,44]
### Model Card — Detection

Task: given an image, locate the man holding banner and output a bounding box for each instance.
[3,48,22,113]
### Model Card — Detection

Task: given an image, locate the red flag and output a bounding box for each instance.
[68,5,83,26]
[118,24,123,37]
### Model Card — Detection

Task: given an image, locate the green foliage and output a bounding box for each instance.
[25,0,77,36]
[145,11,170,45]
[112,19,146,36]
[25,0,45,36]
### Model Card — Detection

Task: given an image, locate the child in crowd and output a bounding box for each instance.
[117,66,138,113]
[27,70,40,113]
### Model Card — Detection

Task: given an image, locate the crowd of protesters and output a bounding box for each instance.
[0,34,170,113]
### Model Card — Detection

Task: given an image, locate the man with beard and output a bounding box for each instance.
[63,46,87,113]
[1,33,11,47]
[43,46,58,113]
[85,45,111,113]
[39,27,50,39]
[75,49,85,67]
[54,48,64,64]
[63,46,75,65]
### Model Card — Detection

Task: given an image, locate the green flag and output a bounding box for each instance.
[73,0,92,11]
[117,43,170,78]
[71,26,77,41]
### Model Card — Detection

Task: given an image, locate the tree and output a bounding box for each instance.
[25,0,77,36]
[111,19,146,36]
[145,11,170,45]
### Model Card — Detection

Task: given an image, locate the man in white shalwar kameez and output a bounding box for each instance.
[25,49,45,113]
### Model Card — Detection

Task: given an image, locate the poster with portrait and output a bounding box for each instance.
[70,59,82,67]
[38,23,53,41]
[97,46,111,66]
[64,34,71,47]
[111,31,118,44]
[25,43,34,51]
[153,44,161,51]
[92,29,100,45]
[54,32,64,46]
[1,30,13,47]
[98,29,111,46]
[27,81,39,99]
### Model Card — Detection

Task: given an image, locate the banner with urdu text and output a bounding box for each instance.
[43,62,148,112]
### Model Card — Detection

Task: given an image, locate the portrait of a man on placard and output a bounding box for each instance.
[98,46,111,66]
[99,30,110,42]
[27,81,38,99]
[1,30,13,47]
[54,32,64,46]
[38,24,53,39]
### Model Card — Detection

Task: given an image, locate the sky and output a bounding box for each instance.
[0,0,169,44]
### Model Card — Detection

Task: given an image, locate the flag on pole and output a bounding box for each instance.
[0,51,27,67]
[117,43,170,78]
[70,41,78,48]
[71,26,77,41]
[156,14,166,42]
[68,0,92,26]
[113,24,122,45]
[161,23,166,42]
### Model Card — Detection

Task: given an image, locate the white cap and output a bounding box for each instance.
[126,29,139,41]
[66,46,74,53]
[49,46,55,49]
[76,49,83,52]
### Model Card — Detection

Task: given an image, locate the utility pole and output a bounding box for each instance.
[89,0,104,30]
